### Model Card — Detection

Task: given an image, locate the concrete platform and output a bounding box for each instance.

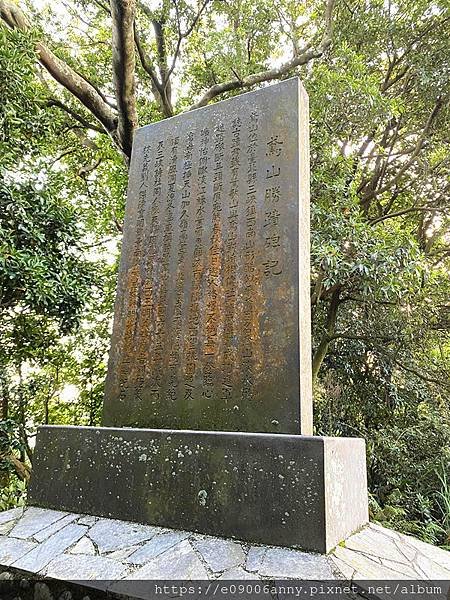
[28,425,368,553]
[0,507,449,587]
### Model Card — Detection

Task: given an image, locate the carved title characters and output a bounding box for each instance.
[263,134,284,277]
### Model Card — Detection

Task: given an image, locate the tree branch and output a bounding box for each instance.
[46,99,104,133]
[152,18,170,83]
[0,0,117,134]
[190,0,336,109]
[110,0,138,160]
[166,0,211,81]
[312,286,341,382]
[134,25,172,117]
[362,97,447,203]
[133,25,158,85]
[328,333,395,343]
[393,358,449,388]
[370,205,450,225]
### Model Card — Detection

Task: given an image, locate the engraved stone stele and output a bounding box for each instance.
[27,78,369,555]
[103,77,312,434]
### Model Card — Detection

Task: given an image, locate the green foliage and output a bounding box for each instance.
[0,478,27,512]
[0,420,28,511]
[0,27,53,169]
[0,420,26,475]
[0,176,95,332]
[372,410,450,547]
[0,20,109,497]
[308,0,449,547]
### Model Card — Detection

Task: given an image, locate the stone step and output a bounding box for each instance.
[0,507,449,595]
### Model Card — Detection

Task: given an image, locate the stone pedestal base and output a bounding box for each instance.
[29,426,368,554]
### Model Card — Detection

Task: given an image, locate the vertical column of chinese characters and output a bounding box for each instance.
[241,111,258,404]
[134,143,155,405]
[118,144,151,405]
[262,135,284,277]
[145,140,164,405]
[154,136,178,403]
[185,127,210,407]
[222,117,241,405]
[203,123,225,404]
[168,131,195,405]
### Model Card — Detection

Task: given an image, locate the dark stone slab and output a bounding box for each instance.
[103,77,312,434]
[29,426,368,553]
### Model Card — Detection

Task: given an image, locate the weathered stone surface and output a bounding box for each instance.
[126,531,189,564]
[121,540,208,580]
[397,529,450,572]
[0,508,23,525]
[257,547,334,579]
[103,77,313,435]
[0,521,17,536]
[88,519,159,553]
[344,527,407,564]
[379,557,420,579]
[330,525,450,582]
[29,426,368,553]
[68,536,96,555]
[77,515,97,526]
[0,537,36,566]
[12,524,87,573]
[107,545,140,560]
[192,537,245,572]
[34,582,53,600]
[34,514,79,543]
[329,554,355,579]
[44,554,127,580]
[324,438,368,550]
[217,567,260,580]
[245,546,267,572]
[414,552,450,579]
[0,572,14,581]
[9,507,67,540]
[332,545,410,579]
[369,522,400,539]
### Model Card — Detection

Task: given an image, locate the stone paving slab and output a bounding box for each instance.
[44,553,129,581]
[0,520,18,536]
[0,506,449,584]
[191,537,246,572]
[0,508,23,525]
[8,507,68,540]
[329,525,450,580]
[34,513,79,542]
[0,537,37,566]
[88,518,160,553]
[258,546,334,579]
[125,531,190,565]
[122,540,209,580]
[13,523,88,573]
[69,536,96,555]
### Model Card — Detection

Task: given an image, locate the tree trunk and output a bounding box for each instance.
[312,288,341,382]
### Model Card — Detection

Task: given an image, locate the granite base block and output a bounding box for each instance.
[28,426,368,553]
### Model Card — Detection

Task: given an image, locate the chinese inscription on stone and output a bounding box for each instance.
[103,77,312,434]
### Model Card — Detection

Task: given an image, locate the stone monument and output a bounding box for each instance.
[103,76,312,435]
[29,78,368,553]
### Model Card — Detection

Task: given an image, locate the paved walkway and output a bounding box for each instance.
[0,507,449,583]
